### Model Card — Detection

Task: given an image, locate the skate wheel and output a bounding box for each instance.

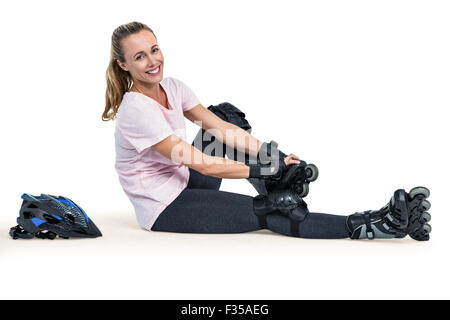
[305,164,319,182]
[409,186,430,200]
[299,183,309,197]
[293,181,302,194]
[421,200,431,211]
[410,223,432,241]
[423,223,432,235]
[421,212,431,223]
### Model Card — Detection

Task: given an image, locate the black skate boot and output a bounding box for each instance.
[346,186,432,241]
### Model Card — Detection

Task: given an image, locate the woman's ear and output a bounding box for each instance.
[117,59,128,71]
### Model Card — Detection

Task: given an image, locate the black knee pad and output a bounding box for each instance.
[253,190,309,237]
[208,102,252,133]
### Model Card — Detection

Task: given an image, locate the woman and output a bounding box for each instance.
[103,21,432,241]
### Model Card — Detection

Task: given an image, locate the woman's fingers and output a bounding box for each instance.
[284,154,301,166]
[288,154,300,163]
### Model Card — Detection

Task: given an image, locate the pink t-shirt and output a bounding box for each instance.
[114,77,200,230]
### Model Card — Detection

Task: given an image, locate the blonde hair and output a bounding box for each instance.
[102,21,156,121]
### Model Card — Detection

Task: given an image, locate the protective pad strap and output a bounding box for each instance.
[9,225,35,239]
[253,195,272,229]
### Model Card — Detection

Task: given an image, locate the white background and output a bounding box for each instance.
[1,0,449,299]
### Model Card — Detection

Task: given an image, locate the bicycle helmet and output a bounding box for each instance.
[10,193,102,240]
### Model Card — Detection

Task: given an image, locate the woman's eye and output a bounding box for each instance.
[136,49,158,60]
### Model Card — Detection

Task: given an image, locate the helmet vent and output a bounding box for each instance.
[43,214,62,224]
[23,212,34,219]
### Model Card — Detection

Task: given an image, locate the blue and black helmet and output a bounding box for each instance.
[10,193,102,240]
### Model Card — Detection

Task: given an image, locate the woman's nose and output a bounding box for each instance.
[146,55,158,67]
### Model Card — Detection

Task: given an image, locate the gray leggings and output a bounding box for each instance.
[151,128,350,239]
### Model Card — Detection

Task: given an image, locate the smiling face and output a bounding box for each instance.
[116,30,164,87]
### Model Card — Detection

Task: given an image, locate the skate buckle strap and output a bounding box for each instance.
[364,211,375,240]
[9,225,59,240]
[9,225,35,239]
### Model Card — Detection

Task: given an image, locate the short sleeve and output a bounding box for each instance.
[173,78,201,112]
[117,98,174,153]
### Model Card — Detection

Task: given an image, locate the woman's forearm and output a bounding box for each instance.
[220,122,263,159]
[200,121,284,179]
[203,155,250,179]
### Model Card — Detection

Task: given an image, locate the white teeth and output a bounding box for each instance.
[147,67,159,74]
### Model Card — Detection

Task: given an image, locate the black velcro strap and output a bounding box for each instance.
[253,195,272,229]
[258,216,268,229]
[364,212,374,240]
[289,206,309,237]
[248,164,262,178]
[290,220,300,237]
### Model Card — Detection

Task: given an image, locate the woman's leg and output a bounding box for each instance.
[161,103,348,238]
[151,188,349,238]
[152,189,259,233]
[268,211,349,239]
[186,167,221,190]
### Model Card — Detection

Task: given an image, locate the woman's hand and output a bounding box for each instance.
[284,153,301,167]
